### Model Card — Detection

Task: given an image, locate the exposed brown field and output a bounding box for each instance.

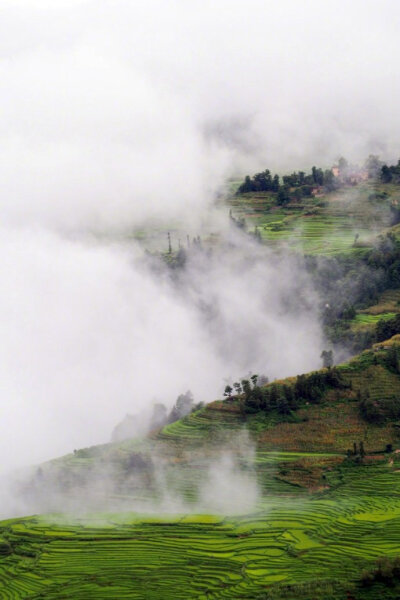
[258,402,398,453]
[361,288,400,316]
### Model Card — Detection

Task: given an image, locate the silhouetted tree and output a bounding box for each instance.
[250,374,258,388]
[150,403,168,430]
[233,382,242,396]
[224,385,233,400]
[365,154,383,178]
[359,441,365,458]
[381,164,393,183]
[321,349,333,368]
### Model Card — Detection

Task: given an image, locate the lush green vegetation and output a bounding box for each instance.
[3,340,400,598]
[3,457,400,599]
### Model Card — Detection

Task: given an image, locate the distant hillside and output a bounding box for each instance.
[229,179,400,256]
[12,338,400,508]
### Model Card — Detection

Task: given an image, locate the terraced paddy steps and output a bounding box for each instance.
[4,342,400,598]
[229,181,400,256]
[2,458,400,599]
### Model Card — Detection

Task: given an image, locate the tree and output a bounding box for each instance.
[294,374,308,402]
[269,384,279,408]
[224,385,233,400]
[238,175,254,194]
[283,384,296,410]
[254,170,272,191]
[176,390,194,416]
[338,156,348,172]
[253,226,262,241]
[311,166,324,185]
[381,164,393,183]
[241,379,251,399]
[150,403,168,430]
[365,154,383,178]
[311,166,317,183]
[168,390,194,423]
[324,169,338,191]
[271,174,280,192]
[233,382,242,396]
[359,441,365,458]
[277,187,290,205]
[321,349,333,369]
[386,345,399,373]
[277,395,290,415]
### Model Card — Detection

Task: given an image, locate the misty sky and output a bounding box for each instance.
[1,0,400,229]
[1,0,399,470]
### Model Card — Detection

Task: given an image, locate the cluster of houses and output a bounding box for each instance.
[310,163,370,197]
[331,164,369,185]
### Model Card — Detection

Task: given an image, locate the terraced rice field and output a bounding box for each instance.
[1,461,400,599]
[347,289,400,334]
[353,313,396,325]
[230,181,397,256]
[350,312,397,334]
[4,346,400,597]
[155,403,244,446]
[254,210,381,256]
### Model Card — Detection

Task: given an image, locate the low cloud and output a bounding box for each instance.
[0,0,397,475]
[0,225,323,471]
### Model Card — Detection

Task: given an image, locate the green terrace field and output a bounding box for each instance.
[346,289,400,338]
[2,459,400,599]
[350,312,396,331]
[229,181,400,256]
[4,344,400,598]
[353,313,396,325]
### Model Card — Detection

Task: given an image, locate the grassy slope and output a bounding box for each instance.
[157,346,400,455]
[3,346,400,597]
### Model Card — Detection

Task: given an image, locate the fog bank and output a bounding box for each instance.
[1,0,398,472]
[0,225,322,470]
[1,1,400,232]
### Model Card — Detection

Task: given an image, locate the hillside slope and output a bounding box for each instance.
[229,180,400,256]
[2,342,400,598]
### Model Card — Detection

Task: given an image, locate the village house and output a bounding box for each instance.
[331,165,340,178]
[331,165,369,184]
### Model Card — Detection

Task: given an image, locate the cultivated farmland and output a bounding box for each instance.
[2,460,400,599]
[3,345,400,598]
